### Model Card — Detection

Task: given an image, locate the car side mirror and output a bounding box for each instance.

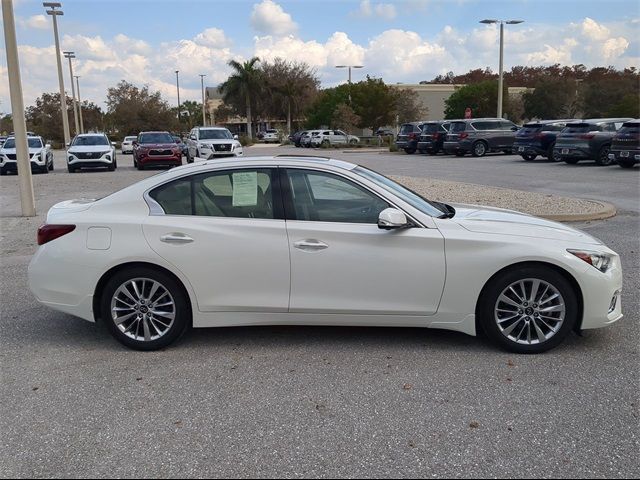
[511,126,519,131]
[45,144,51,149]
[66,142,70,147]
[111,142,116,146]
[189,135,196,140]
[234,135,239,140]
[378,208,409,230]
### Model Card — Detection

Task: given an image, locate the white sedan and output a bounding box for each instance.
[28,156,623,353]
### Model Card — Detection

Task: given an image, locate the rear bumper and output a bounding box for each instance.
[554,146,594,160]
[417,140,438,151]
[395,140,418,150]
[443,141,471,153]
[512,142,547,156]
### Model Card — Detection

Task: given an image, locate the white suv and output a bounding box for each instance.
[262,129,280,143]
[186,127,244,162]
[121,136,137,154]
[310,130,360,147]
[67,133,117,173]
[0,135,53,175]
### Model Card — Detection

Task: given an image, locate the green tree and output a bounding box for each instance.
[261,58,319,134]
[304,85,350,129]
[218,57,262,139]
[522,78,577,120]
[105,80,177,136]
[25,92,77,142]
[0,114,13,135]
[606,93,640,118]
[444,81,506,119]
[176,100,204,130]
[392,87,427,124]
[331,104,361,134]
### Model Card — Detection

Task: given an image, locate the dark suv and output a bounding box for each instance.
[133,131,183,170]
[396,122,427,154]
[512,119,577,162]
[443,118,519,157]
[417,121,452,155]
[554,118,633,165]
[608,120,639,169]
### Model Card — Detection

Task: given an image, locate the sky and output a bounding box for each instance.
[1,0,639,112]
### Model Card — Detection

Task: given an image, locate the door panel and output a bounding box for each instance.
[144,217,290,312]
[286,221,446,315]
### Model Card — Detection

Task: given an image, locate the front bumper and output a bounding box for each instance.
[1,157,46,172]
[68,153,113,167]
[137,154,182,166]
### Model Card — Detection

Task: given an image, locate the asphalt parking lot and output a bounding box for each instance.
[1,147,638,478]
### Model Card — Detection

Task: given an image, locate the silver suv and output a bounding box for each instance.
[186,127,244,162]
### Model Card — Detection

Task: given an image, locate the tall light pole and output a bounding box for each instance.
[44,2,70,146]
[3,0,36,216]
[199,74,207,126]
[74,75,84,133]
[63,51,79,135]
[479,19,524,119]
[335,65,363,106]
[175,70,181,121]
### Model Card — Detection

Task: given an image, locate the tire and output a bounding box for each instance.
[48,158,54,171]
[349,139,357,145]
[137,162,145,171]
[404,148,416,154]
[186,149,193,163]
[40,164,49,174]
[478,265,578,354]
[503,150,512,155]
[133,157,138,168]
[108,162,115,171]
[522,153,537,161]
[617,159,636,169]
[595,145,612,166]
[0,168,6,176]
[100,266,190,351]
[471,141,488,157]
[564,158,580,165]
[418,149,427,154]
[67,165,76,173]
[548,143,561,162]
[428,148,439,155]
[455,151,466,157]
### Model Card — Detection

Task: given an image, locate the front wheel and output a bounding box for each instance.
[404,148,416,154]
[548,143,561,162]
[522,153,537,161]
[101,267,190,350]
[564,158,580,165]
[478,266,577,354]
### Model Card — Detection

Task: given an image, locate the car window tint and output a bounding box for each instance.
[471,122,489,130]
[150,169,274,219]
[500,121,516,130]
[286,169,389,224]
[450,122,467,133]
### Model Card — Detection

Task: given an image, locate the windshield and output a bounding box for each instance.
[354,166,448,218]
[2,138,43,149]
[399,124,417,135]
[124,136,137,141]
[72,135,109,146]
[199,129,233,140]
[563,123,597,134]
[139,132,174,144]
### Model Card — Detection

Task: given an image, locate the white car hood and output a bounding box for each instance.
[199,139,235,144]
[68,145,111,153]
[449,203,602,245]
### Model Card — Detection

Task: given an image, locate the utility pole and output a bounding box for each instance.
[44,2,71,146]
[3,0,36,216]
[200,74,207,126]
[74,75,84,133]
[175,70,181,119]
[63,51,79,135]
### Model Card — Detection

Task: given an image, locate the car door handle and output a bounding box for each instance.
[293,239,328,251]
[160,233,194,244]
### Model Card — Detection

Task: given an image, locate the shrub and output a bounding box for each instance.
[239,135,254,147]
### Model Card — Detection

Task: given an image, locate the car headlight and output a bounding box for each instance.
[567,249,613,272]
[199,143,210,150]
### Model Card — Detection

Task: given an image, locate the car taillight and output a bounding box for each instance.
[37,224,76,246]
[459,133,468,139]
[433,132,440,140]
[580,134,596,140]
[535,132,545,139]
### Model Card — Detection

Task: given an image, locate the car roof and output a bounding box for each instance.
[140,131,171,134]
[76,133,106,136]
[524,119,578,125]
[197,126,228,130]
[584,118,634,123]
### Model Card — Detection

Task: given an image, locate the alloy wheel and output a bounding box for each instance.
[110,278,176,342]
[494,278,565,345]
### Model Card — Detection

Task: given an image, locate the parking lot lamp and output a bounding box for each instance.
[44,2,71,146]
[3,0,36,216]
[175,70,181,120]
[479,19,524,118]
[63,51,79,135]
[335,65,363,105]
[200,74,207,126]
[74,75,84,133]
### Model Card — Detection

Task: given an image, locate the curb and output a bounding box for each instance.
[541,200,617,222]
[340,148,389,153]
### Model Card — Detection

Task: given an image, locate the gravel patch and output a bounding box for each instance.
[392,175,611,219]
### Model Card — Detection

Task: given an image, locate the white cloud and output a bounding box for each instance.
[19,15,49,30]
[193,28,231,48]
[250,0,297,36]
[580,17,611,41]
[354,0,397,20]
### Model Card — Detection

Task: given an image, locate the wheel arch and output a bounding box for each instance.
[93,261,193,323]
[474,260,584,335]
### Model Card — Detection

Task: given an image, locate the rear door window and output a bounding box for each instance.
[399,124,416,135]
[449,122,467,133]
[500,121,516,130]
[422,124,439,133]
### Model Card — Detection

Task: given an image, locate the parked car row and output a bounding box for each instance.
[290,129,360,148]
[396,117,638,168]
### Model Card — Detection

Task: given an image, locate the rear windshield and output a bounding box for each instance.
[199,129,233,140]
[449,122,467,133]
[72,135,109,146]
[618,124,639,134]
[520,125,543,134]
[2,138,43,149]
[421,124,439,133]
[139,132,175,144]
[399,124,418,134]
[563,123,598,133]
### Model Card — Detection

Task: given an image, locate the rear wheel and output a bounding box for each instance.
[522,153,537,161]
[595,145,612,166]
[418,149,427,154]
[548,143,561,162]
[101,266,190,351]
[478,265,578,354]
[349,139,358,145]
[455,151,466,157]
[472,141,487,157]
[108,162,115,171]
[404,148,416,154]
[564,158,580,164]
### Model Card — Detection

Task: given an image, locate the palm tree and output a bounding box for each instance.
[218,57,261,140]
